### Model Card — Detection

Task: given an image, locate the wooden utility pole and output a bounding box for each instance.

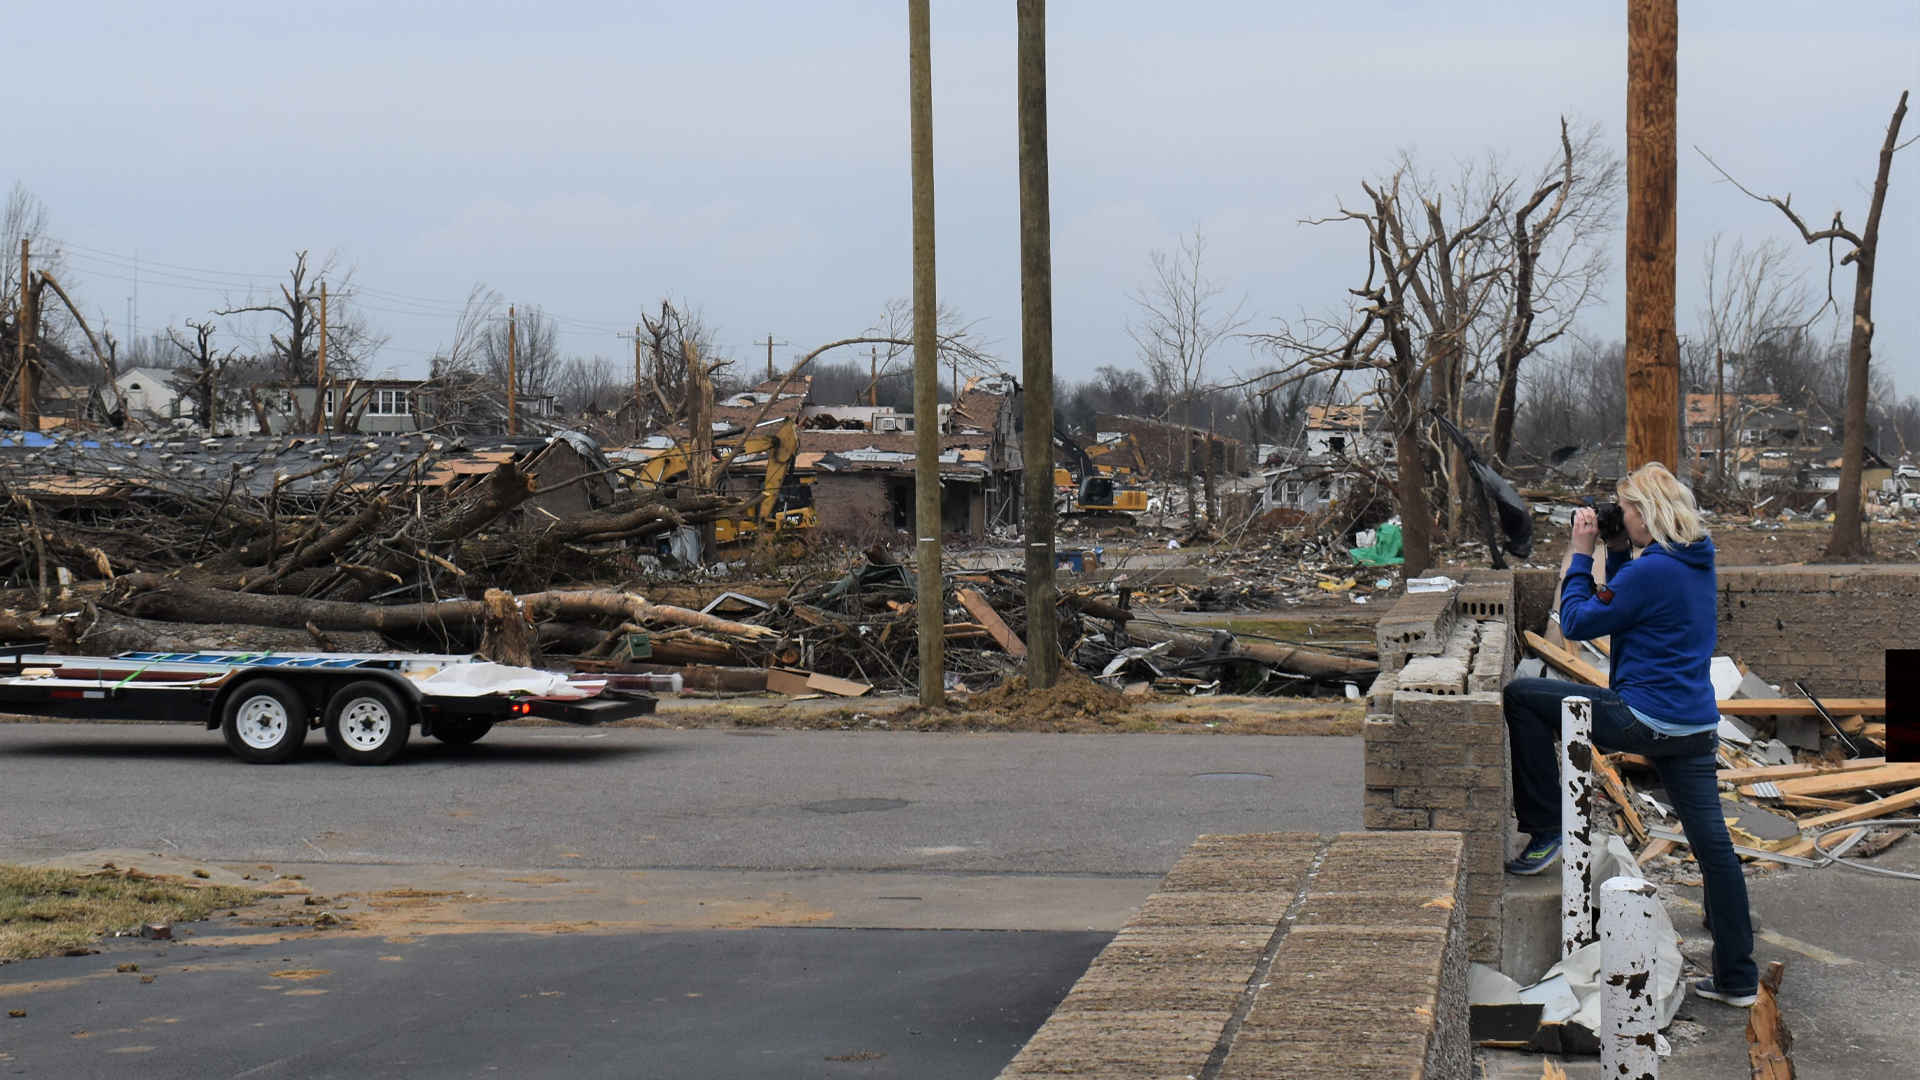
[870,346,879,407]
[1624,0,1679,472]
[1018,0,1058,688]
[633,324,646,437]
[506,305,518,435]
[315,281,329,433]
[766,335,775,381]
[15,238,31,429]
[909,0,944,707]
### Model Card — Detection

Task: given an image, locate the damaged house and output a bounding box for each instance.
[1261,404,1391,515]
[799,374,1022,541]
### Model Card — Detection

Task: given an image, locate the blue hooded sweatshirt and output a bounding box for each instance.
[1559,538,1719,729]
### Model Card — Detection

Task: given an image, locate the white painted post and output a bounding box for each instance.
[1560,696,1596,955]
[1601,875,1662,1079]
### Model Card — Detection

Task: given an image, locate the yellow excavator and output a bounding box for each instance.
[624,419,816,545]
[1054,432,1150,515]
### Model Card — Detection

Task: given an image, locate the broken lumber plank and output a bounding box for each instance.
[806,672,871,697]
[1635,837,1676,864]
[1592,754,1648,842]
[1523,630,1607,688]
[1793,785,1920,830]
[1776,794,1859,812]
[1718,758,1885,783]
[1764,762,1920,798]
[765,668,812,696]
[1715,698,1885,717]
[1746,962,1794,1080]
[956,587,1026,658]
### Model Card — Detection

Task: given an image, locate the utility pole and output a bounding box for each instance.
[634,324,645,438]
[870,345,879,407]
[908,0,944,708]
[766,335,775,382]
[315,281,329,433]
[1624,0,1679,472]
[15,239,32,429]
[506,305,518,435]
[1017,0,1058,688]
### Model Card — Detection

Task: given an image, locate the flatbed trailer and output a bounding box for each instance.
[0,646,658,765]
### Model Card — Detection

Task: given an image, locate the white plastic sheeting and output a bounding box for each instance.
[409,662,585,699]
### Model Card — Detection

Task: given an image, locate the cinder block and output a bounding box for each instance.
[1395,786,1469,810]
[1366,808,1431,830]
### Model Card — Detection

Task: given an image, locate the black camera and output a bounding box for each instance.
[1594,502,1627,545]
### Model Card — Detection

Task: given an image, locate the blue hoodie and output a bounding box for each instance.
[1559,538,1719,728]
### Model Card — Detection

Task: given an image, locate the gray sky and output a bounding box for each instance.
[9,1,1917,398]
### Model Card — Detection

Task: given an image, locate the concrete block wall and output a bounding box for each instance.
[1366,572,1515,964]
[1003,832,1468,1080]
[1717,564,1920,695]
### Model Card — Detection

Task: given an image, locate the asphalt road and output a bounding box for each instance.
[0,722,1362,1078]
[0,724,1361,875]
[0,925,1110,1079]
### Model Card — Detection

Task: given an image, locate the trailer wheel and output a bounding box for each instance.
[221,679,308,764]
[323,681,412,766]
[432,718,494,746]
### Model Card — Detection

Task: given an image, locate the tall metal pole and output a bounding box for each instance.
[316,281,329,433]
[908,0,944,708]
[506,305,518,435]
[1625,0,1679,472]
[1017,0,1057,688]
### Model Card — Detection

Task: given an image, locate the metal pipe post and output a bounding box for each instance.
[1600,875,1661,1079]
[1560,695,1597,955]
[908,0,944,707]
[1016,0,1057,687]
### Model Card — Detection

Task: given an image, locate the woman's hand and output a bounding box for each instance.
[1570,507,1599,557]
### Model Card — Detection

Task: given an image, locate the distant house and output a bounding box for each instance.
[116,367,185,421]
[1260,405,1391,515]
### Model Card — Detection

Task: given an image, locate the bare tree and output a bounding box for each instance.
[417,285,505,435]
[480,304,562,408]
[1127,228,1249,523]
[1702,89,1909,558]
[1487,120,1622,464]
[1686,234,1818,488]
[165,320,227,431]
[217,251,387,431]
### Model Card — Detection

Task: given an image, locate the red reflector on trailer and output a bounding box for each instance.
[49,689,83,699]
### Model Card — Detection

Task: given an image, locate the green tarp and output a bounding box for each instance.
[1350,522,1404,566]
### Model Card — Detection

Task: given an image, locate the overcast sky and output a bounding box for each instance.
[9,1,1917,399]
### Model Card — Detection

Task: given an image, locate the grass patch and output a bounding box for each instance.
[0,865,261,961]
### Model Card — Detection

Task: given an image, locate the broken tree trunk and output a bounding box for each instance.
[478,588,534,666]
[108,576,777,640]
[1121,621,1379,680]
[236,496,391,593]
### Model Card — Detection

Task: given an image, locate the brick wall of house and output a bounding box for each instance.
[1716,564,1920,695]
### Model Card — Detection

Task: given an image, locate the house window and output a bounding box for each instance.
[1328,435,1346,455]
[1317,479,1332,499]
[370,389,410,415]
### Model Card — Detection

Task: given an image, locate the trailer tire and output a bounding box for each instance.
[323,681,412,766]
[220,679,309,764]
[432,718,494,746]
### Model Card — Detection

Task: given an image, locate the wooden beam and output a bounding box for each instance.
[1796,785,1920,830]
[1715,698,1885,717]
[1762,762,1920,798]
[1593,753,1648,842]
[1523,630,1607,688]
[1718,758,1885,783]
[957,587,1027,658]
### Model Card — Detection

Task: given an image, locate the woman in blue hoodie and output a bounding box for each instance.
[1502,463,1758,1006]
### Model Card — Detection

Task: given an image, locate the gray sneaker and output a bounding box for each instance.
[1691,978,1757,1007]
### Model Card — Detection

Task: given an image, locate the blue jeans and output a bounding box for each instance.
[1503,676,1757,994]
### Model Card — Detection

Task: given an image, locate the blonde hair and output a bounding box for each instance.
[1616,462,1708,548]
